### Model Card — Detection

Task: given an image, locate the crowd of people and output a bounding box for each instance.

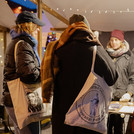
[2,11,134,134]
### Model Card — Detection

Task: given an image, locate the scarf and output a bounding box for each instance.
[41,21,102,103]
[106,40,129,58]
[10,29,41,66]
[28,36,41,66]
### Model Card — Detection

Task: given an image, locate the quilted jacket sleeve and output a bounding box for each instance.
[15,41,40,84]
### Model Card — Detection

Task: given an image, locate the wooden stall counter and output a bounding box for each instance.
[109,101,134,114]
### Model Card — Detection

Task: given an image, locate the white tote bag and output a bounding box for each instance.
[7,40,51,129]
[64,46,112,134]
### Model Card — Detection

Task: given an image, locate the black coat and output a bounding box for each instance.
[52,29,118,134]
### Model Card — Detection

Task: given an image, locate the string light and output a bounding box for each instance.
[54,7,134,14]
[127,8,130,12]
[113,11,115,14]
[70,8,72,11]
[105,10,107,13]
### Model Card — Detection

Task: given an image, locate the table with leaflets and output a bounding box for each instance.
[108,101,134,134]
[109,101,134,114]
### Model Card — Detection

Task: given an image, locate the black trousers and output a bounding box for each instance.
[107,114,124,134]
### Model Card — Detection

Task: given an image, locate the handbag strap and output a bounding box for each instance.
[14,40,23,62]
[91,45,97,72]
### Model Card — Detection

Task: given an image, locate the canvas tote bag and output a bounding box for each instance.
[7,40,51,129]
[64,46,112,134]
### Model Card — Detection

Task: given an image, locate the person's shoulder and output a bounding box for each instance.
[132,48,134,54]
[96,45,107,54]
[15,39,33,52]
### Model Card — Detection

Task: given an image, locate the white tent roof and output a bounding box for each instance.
[42,0,134,32]
[0,0,16,29]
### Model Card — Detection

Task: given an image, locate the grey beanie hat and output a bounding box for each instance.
[69,14,90,28]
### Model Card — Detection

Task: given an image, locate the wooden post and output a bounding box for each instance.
[3,31,6,55]
[30,0,69,25]
[37,0,43,61]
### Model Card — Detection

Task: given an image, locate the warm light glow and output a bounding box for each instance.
[13,6,22,14]
[18,6,22,10]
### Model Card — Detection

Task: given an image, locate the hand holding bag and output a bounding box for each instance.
[64,46,112,134]
[7,40,50,129]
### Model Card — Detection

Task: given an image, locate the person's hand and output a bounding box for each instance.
[94,31,99,39]
[120,93,131,102]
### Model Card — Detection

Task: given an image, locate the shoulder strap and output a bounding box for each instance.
[91,45,97,72]
[14,40,23,62]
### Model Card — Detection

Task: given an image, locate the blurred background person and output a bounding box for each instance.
[106,29,134,134]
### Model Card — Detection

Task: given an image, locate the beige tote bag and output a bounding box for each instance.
[7,40,50,129]
[64,46,112,134]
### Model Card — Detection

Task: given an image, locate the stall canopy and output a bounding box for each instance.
[41,0,134,32]
[0,0,16,29]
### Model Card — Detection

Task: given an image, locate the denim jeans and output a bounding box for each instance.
[5,107,40,134]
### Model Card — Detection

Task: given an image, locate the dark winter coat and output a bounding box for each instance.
[109,50,134,100]
[52,29,118,134]
[3,35,40,106]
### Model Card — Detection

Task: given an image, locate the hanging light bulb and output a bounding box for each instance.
[127,8,130,12]
[113,11,115,14]
[90,10,93,13]
[105,10,107,13]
